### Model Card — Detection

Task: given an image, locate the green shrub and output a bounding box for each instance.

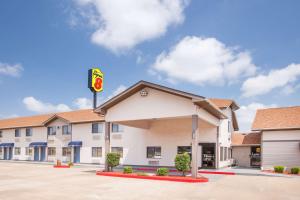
[123,166,133,174]
[156,168,169,176]
[106,152,121,172]
[291,167,300,174]
[175,153,191,176]
[274,166,285,173]
[136,172,148,176]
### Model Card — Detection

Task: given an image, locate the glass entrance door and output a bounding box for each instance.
[200,143,216,168]
[250,146,261,167]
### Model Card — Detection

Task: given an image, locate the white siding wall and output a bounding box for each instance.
[262,130,300,169]
[218,108,234,168]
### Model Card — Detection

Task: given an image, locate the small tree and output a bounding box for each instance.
[106,152,121,172]
[175,153,191,176]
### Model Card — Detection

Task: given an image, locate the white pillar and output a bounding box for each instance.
[191,115,199,178]
[105,122,111,171]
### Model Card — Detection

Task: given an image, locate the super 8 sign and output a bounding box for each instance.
[88,68,103,92]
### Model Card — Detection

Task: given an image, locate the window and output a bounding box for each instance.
[228,148,232,159]
[112,123,124,133]
[220,147,224,161]
[62,125,71,135]
[15,129,21,137]
[228,121,231,133]
[224,147,228,160]
[48,147,56,156]
[14,147,21,155]
[0,130,2,138]
[92,123,103,134]
[0,148,2,155]
[147,146,161,159]
[47,127,56,136]
[26,128,32,137]
[111,147,123,157]
[92,147,102,157]
[25,147,32,156]
[177,146,191,156]
[62,147,71,157]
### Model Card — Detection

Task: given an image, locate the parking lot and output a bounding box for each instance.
[0,162,300,200]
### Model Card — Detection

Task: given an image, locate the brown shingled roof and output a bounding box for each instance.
[232,132,261,146]
[208,98,239,111]
[252,106,300,131]
[0,109,103,130]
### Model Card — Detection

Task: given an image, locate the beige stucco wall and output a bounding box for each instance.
[232,146,251,167]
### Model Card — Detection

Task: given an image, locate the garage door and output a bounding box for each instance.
[263,141,300,168]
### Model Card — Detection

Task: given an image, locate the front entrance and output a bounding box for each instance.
[3,147,12,160]
[34,147,39,161]
[73,146,80,163]
[200,143,216,168]
[250,146,261,167]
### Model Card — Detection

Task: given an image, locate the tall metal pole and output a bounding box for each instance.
[93,91,97,109]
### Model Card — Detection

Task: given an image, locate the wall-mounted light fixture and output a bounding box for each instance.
[140,89,148,97]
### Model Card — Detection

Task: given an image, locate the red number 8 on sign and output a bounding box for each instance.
[94,77,102,90]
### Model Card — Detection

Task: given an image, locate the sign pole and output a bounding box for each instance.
[93,91,97,109]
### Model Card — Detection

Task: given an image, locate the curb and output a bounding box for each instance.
[96,172,209,183]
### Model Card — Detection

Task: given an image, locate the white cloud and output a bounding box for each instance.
[73,97,93,109]
[241,63,300,97]
[107,85,127,100]
[236,102,277,132]
[23,97,72,113]
[0,62,23,77]
[74,0,188,53]
[151,36,257,86]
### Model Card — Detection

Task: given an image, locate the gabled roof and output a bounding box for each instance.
[252,106,300,131]
[95,80,227,119]
[232,132,261,146]
[0,109,104,130]
[208,98,239,111]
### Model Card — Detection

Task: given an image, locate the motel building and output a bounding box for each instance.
[0,80,299,171]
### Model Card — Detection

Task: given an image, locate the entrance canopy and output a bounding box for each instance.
[29,142,47,147]
[68,141,82,147]
[0,143,14,147]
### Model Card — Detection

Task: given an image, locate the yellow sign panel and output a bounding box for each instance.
[88,68,103,92]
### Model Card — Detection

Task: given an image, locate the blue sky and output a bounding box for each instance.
[0,0,300,131]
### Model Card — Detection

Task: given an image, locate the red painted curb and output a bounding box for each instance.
[53,165,70,168]
[96,172,208,183]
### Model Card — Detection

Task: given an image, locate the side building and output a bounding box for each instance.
[0,109,105,164]
[252,106,300,170]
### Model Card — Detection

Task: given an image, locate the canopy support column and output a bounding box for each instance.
[191,114,199,178]
[105,122,111,171]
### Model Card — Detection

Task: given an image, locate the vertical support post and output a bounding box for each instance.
[104,122,111,171]
[216,126,220,169]
[93,92,97,109]
[191,114,199,178]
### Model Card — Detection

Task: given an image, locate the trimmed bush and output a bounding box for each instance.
[123,166,133,174]
[156,168,169,176]
[175,153,191,176]
[274,166,285,173]
[291,167,300,174]
[68,162,74,167]
[106,152,121,172]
